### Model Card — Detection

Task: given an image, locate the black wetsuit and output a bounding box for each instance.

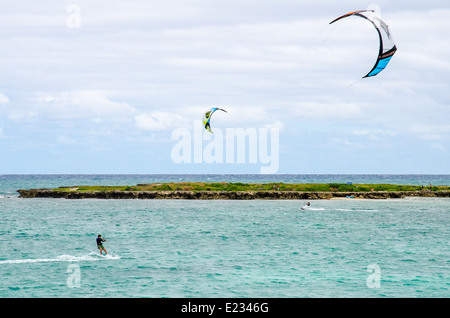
[96,238,105,247]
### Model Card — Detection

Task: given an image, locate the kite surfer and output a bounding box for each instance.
[96,235,108,255]
[301,202,311,210]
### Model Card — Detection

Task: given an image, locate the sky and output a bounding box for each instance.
[1,0,449,174]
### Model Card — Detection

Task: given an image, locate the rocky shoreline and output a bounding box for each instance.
[16,188,450,200]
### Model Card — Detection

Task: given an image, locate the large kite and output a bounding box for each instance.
[330,10,397,78]
[203,107,227,134]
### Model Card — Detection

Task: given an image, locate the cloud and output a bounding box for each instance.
[408,124,450,141]
[291,101,365,122]
[55,135,78,145]
[351,129,398,142]
[6,91,140,145]
[0,93,9,103]
[11,90,137,123]
[431,144,447,152]
[135,111,189,132]
[219,105,283,128]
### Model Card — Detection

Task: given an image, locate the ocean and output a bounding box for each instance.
[0,174,449,298]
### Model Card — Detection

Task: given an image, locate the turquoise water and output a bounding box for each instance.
[1,175,449,298]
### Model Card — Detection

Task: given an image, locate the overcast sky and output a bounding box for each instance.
[1,0,449,174]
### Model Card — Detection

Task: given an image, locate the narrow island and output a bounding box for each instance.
[17,182,450,200]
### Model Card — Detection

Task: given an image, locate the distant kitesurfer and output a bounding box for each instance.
[96,235,107,255]
[301,202,310,210]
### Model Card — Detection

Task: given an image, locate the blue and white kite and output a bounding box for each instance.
[330,10,397,78]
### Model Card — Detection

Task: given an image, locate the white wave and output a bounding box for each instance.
[0,252,120,265]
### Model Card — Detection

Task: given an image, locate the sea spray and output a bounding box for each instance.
[0,253,121,265]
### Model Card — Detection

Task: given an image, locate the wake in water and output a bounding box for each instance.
[335,208,379,212]
[0,195,18,199]
[301,207,326,211]
[0,252,121,265]
[300,207,378,212]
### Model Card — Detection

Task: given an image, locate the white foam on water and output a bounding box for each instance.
[0,195,17,199]
[301,207,325,211]
[335,208,379,212]
[0,252,121,265]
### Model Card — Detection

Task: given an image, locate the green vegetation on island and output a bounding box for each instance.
[53,182,450,193]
